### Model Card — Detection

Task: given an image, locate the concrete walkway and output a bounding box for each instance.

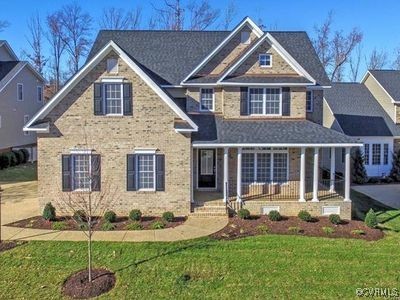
[352,184,400,209]
[1,181,228,242]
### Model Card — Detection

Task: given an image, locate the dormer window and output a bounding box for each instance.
[259,54,272,67]
[107,58,118,73]
[241,31,251,44]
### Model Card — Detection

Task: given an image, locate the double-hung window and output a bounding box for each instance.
[200,88,214,111]
[137,154,155,190]
[17,83,23,101]
[372,144,381,165]
[72,154,91,191]
[306,90,313,112]
[249,88,281,115]
[104,83,123,115]
[383,144,389,165]
[364,144,370,165]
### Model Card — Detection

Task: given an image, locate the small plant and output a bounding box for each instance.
[5,151,17,166]
[42,202,56,221]
[73,210,87,223]
[129,209,142,221]
[237,208,251,219]
[126,221,143,230]
[256,224,269,234]
[288,226,303,234]
[322,226,335,235]
[298,210,312,222]
[268,210,282,221]
[13,150,24,165]
[0,154,10,169]
[150,220,165,229]
[329,214,341,225]
[351,229,365,235]
[20,148,30,163]
[103,210,117,223]
[78,223,89,231]
[365,209,378,228]
[101,221,115,231]
[162,211,175,222]
[52,221,67,230]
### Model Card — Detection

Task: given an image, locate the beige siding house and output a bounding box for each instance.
[25,17,360,219]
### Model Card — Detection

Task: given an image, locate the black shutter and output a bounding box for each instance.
[94,83,104,115]
[156,154,165,191]
[91,154,101,191]
[62,155,72,192]
[127,154,137,191]
[123,83,133,116]
[240,87,249,115]
[282,87,291,116]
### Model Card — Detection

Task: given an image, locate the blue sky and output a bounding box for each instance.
[1,0,399,80]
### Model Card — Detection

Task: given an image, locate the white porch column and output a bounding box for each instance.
[299,147,306,202]
[344,147,351,202]
[330,147,336,192]
[312,147,319,202]
[236,147,242,203]
[223,147,229,203]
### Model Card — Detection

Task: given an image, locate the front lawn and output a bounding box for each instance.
[1,234,400,299]
[0,162,37,184]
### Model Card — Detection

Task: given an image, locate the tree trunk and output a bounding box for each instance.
[88,217,92,282]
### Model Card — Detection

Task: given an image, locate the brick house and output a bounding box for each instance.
[24,17,360,219]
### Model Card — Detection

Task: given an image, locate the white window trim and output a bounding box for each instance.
[135,152,156,192]
[70,152,92,192]
[37,86,43,103]
[199,88,215,112]
[306,90,314,112]
[17,83,24,101]
[372,144,382,165]
[107,58,119,74]
[383,143,389,165]
[241,31,251,45]
[259,53,272,68]
[103,82,124,116]
[248,87,282,116]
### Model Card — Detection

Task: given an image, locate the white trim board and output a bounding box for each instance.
[192,143,363,148]
[24,40,198,132]
[218,33,316,84]
[180,17,263,85]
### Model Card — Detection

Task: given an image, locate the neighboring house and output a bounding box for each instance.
[324,71,400,177]
[24,17,360,219]
[0,40,45,160]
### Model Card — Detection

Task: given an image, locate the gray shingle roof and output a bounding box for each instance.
[369,70,400,102]
[0,61,18,81]
[324,82,400,136]
[191,115,357,144]
[88,30,330,86]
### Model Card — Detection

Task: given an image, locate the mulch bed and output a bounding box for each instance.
[62,268,115,299]
[6,216,186,231]
[211,215,384,241]
[0,241,25,253]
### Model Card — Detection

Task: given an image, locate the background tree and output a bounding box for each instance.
[187,0,220,30]
[0,20,9,32]
[221,0,236,30]
[366,48,388,70]
[151,0,185,30]
[390,149,400,182]
[99,6,142,30]
[348,44,362,82]
[352,148,368,184]
[58,3,93,75]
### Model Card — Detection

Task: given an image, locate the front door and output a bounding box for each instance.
[198,149,216,188]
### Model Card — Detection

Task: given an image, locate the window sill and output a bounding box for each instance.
[136,189,157,194]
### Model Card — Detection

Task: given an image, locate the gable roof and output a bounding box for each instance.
[0,40,19,61]
[363,70,400,102]
[24,41,197,132]
[0,61,45,93]
[324,82,400,136]
[0,61,19,80]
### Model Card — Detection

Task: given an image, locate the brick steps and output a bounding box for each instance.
[191,202,228,217]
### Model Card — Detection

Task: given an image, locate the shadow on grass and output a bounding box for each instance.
[351,189,395,221]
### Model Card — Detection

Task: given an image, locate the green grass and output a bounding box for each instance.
[351,189,400,231]
[0,162,37,184]
[1,234,400,299]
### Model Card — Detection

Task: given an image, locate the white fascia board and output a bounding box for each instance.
[219,82,313,87]
[361,70,398,103]
[180,17,263,85]
[24,40,198,132]
[192,142,363,148]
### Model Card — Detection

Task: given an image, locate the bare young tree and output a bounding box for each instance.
[187,0,220,30]
[23,14,47,75]
[46,12,66,92]
[58,3,93,75]
[366,48,388,70]
[221,0,236,30]
[99,6,142,30]
[393,47,400,70]
[151,0,185,30]
[348,44,362,82]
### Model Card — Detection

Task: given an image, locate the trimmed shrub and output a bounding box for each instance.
[5,151,17,167]
[103,210,117,223]
[287,226,303,234]
[256,224,269,234]
[129,209,142,221]
[268,210,282,221]
[150,220,165,230]
[322,226,335,235]
[42,202,56,221]
[13,150,24,165]
[73,210,87,223]
[20,148,30,163]
[162,211,174,222]
[298,210,312,222]
[365,209,378,228]
[237,208,251,219]
[0,154,10,169]
[126,221,143,230]
[52,221,67,231]
[329,214,341,225]
[101,221,115,231]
